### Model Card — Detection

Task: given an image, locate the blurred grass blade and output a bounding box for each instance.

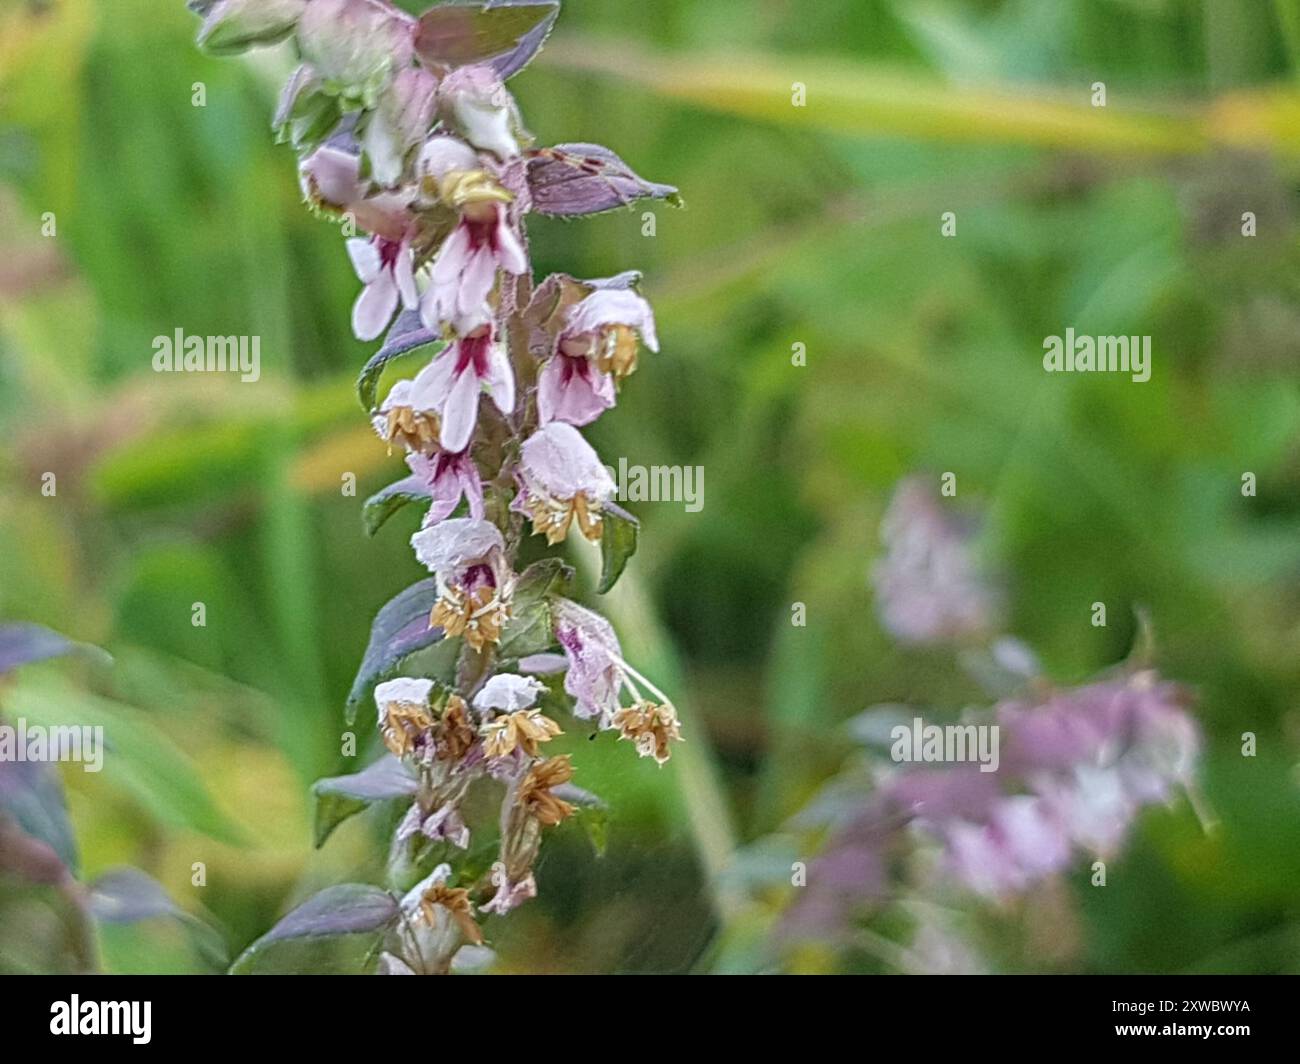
[544,39,1300,157]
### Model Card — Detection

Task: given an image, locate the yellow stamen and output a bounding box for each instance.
[517,756,576,827]
[436,695,477,762]
[418,883,484,946]
[380,700,435,758]
[595,324,640,381]
[483,710,563,759]
[524,493,603,545]
[436,169,513,213]
[611,701,683,766]
[431,585,509,652]
[383,406,440,455]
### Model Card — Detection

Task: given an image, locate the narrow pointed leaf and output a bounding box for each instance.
[597,502,638,594]
[346,579,457,723]
[357,310,445,411]
[363,475,433,536]
[89,867,230,969]
[312,755,418,848]
[527,144,680,216]
[230,884,398,973]
[0,624,74,674]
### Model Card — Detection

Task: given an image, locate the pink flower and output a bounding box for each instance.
[481,867,536,917]
[405,325,515,454]
[998,672,1199,800]
[472,673,546,714]
[417,136,527,332]
[299,144,414,242]
[512,423,615,544]
[423,207,527,330]
[564,287,659,368]
[373,378,439,455]
[552,600,628,726]
[940,797,1072,898]
[405,449,484,526]
[871,476,1002,646]
[396,799,470,849]
[536,350,615,427]
[347,235,418,341]
[538,287,659,426]
[411,518,513,652]
[551,598,682,768]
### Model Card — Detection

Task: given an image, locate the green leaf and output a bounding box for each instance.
[229,884,398,974]
[273,66,342,152]
[345,579,458,724]
[358,310,445,412]
[597,502,639,594]
[556,783,609,856]
[498,558,573,659]
[311,755,418,849]
[7,674,244,845]
[362,475,433,537]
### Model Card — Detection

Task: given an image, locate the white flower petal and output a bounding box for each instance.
[472,673,546,713]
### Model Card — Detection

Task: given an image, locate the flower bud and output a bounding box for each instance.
[437,65,522,160]
[296,0,415,109]
[195,0,306,55]
[362,66,439,187]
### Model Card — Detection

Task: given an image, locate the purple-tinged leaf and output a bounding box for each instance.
[311,755,418,847]
[0,817,70,886]
[88,867,179,924]
[527,143,680,217]
[345,579,458,723]
[358,308,445,411]
[89,866,232,969]
[0,624,73,675]
[230,884,399,972]
[0,759,78,876]
[363,475,434,537]
[415,1,559,80]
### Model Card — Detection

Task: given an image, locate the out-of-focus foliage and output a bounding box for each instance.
[1,0,1298,973]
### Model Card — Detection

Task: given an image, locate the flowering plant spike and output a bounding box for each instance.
[193,0,683,975]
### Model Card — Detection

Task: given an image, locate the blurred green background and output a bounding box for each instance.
[1,0,1299,973]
